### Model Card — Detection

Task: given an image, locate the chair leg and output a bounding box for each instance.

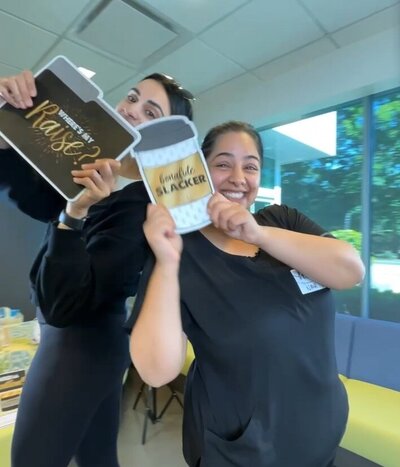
[133,382,145,410]
[133,383,157,419]
[133,383,159,445]
[150,385,158,421]
[142,405,149,445]
[157,384,183,420]
[133,382,183,443]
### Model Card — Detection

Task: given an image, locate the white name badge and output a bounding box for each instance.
[290,269,326,295]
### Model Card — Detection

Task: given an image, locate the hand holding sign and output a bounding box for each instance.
[134,116,214,234]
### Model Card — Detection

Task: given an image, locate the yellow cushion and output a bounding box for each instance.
[340,379,400,467]
[181,341,195,376]
[338,373,347,383]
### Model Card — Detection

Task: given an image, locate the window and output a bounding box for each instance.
[259,104,365,318]
[370,90,400,322]
[258,90,400,322]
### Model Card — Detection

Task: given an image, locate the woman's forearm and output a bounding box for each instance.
[130,261,187,387]
[257,227,365,289]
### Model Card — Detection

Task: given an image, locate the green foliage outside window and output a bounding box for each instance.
[331,229,362,253]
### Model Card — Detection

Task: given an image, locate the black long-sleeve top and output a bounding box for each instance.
[1,148,150,327]
[0,147,65,221]
[30,181,150,326]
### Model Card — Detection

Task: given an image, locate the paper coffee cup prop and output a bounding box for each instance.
[134,116,214,234]
[0,55,141,201]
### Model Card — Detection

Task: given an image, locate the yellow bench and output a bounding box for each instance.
[0,423,13,467]
[181,341,195,376]
[340,379,400,467]
[335,314,400,466]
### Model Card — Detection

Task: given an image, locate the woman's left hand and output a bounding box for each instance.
[208,193,262,244]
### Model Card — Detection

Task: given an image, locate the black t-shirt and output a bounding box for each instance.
[128,204,348,467]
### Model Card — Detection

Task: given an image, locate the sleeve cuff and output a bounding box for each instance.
[46,222,86,260]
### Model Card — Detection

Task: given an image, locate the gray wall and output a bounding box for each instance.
[0,193,46,321]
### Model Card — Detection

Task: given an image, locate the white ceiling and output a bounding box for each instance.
[0,0,399,108]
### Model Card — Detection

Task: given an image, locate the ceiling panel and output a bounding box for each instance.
[253,37,336,81]
[301,0,400,32]
[37,39,138,92]
[142,39,246,95]
[105,73,143,106]
[0,0,397,120]
[331,5,400,47]
[200,0,324,69]
[194,72,265,135]
[74,0,177,65]
[0,62,21,77]
[0,0,92,33]
[0,12,57,69]
[142,0,249,33]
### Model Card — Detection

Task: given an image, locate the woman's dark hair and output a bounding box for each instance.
[142,73,194,121]
[201,121,263,166]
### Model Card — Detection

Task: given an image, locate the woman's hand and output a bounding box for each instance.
[144,204,182,266]
[208,193,262,245]
[0,70,37,149]
[65,158,121,219]
[0,70,36,109]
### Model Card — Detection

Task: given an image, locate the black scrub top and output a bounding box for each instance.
[130,204,348,467]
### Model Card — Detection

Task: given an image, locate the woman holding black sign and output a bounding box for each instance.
[128,121,365,467]
[0,70,194,467]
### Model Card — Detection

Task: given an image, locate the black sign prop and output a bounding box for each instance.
[0,56,140,201]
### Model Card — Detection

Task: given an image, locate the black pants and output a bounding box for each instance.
[11,315,130,467]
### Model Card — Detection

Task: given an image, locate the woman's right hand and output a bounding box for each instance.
[144,204,182,266]
[0,70,37,149]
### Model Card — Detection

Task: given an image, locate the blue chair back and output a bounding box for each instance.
[349,317,400,391]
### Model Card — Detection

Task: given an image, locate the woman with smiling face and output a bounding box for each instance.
[128,121,365,467]
[0,70,193,467]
